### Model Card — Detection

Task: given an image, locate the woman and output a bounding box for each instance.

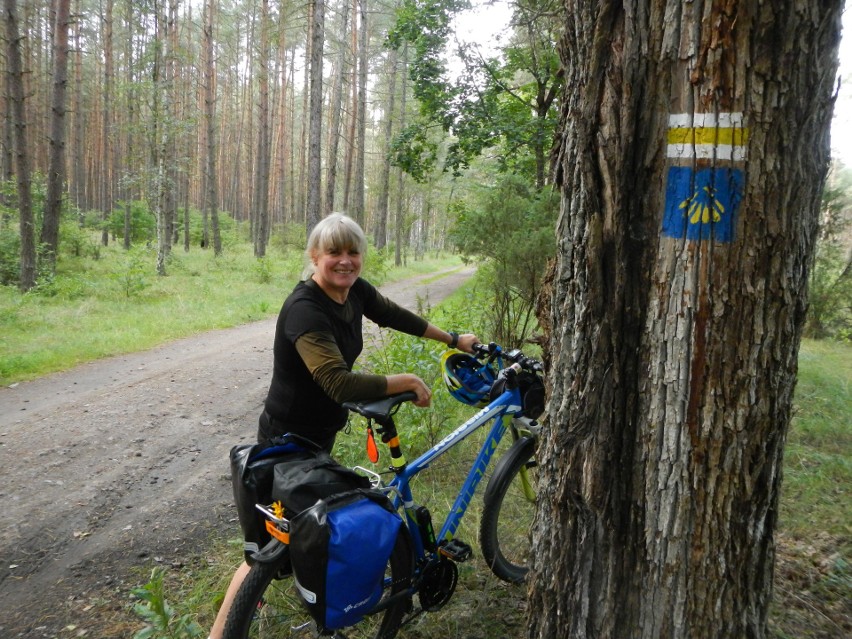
[209,213,478,638]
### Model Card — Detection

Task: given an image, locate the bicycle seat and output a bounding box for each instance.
[343,392,417,421]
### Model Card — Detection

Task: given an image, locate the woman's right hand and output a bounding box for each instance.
[385,373,432,407]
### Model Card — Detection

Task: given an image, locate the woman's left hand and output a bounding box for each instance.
[386,373,432,407]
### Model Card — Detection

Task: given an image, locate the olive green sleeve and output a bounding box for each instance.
[295,331,388,403]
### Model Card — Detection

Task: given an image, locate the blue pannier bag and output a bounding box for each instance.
[289,489,403,630]
[230,433,323,563]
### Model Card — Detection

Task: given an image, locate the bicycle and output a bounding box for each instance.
[224,342,545,639]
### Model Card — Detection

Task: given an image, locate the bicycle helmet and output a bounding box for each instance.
[441,350,496,407]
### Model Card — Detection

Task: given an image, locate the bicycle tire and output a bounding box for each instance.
[480,436,537,584]
[223,538,412,639]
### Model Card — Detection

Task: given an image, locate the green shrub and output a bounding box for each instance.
[270,222,307,254]
[805,242,851,341]
[108,201,157,243]
[0,226,20,286]
[253,255,273,284]
[362,244,391,286]
[60,218,99,259]
[131,568,204,639]
[449,174,557,345]
[112,246,153,298]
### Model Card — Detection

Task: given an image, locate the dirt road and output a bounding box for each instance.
[0,266,474,638]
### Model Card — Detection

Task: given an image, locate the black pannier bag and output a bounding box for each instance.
[229,433,323,564]
[271,455,371,516]
[289,489,404,631]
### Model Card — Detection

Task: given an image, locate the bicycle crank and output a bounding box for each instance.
[418,557,458,612]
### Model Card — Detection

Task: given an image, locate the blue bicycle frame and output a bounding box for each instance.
[384,383,525,560]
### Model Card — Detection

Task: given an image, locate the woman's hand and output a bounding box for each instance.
[422,324,480,354]
[455,333,479,353]
[386,373,432,407]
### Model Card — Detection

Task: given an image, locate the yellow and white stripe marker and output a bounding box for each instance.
[667,112,748,161]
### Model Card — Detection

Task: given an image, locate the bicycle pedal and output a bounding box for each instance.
[438,539,472,562]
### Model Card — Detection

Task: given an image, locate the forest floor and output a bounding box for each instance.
[0,266,475,638]
[1,264,847,638]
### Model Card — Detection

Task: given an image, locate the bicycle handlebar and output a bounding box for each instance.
[345,343,542,421]
[471,342,544,373]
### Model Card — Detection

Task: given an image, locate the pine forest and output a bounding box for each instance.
[0,0,563,289]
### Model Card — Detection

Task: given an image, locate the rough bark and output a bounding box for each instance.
[70,0,85,216]
[528,2,842,638]
[393,43,408,268]
[40,0,71,271]
[351,0,368,227]
[305,0,324,233]
[374,47,398,250]
[297,0,312,223]
[253,0,271,257]
[271,4,290,223]
[100,0,114,247]
[325,0,350,216]
[204,0,221,255]
[4,0,36,291]
[342,0,358,212]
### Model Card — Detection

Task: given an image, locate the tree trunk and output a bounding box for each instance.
[70,0,85,217]
[4,0,36,291]
[2,97,13,222]
[297,0,312,223]
[41,0,71,272]
[393,43,408,267]
[305,0,324,234]
[253,0,271,257]
[286,50,296,223]
[528,3,842,638]
[351,0,367,227]
[271,4,289,225]
[325,0,350,216]
[342,0,358,213]
[165,0,180,249]
[100,0,114,247]
[151,0,176,277]
[122,0,136,251]
[204,0,221,255]
[374,47,397,250]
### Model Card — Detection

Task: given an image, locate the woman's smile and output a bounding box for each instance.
[312,247,362,302]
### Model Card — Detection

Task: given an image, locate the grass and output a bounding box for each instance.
[0,239,464,386]
[3,237,848,637]
[180,307,848,638]
[769,339,851,639]
[781,340,851,539]
[142,399,529,639]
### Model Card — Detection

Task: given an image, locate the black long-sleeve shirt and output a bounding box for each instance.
[261,278,427,443]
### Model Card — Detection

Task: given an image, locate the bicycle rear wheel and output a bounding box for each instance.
[223,540,412,639]
[480,437,537,584]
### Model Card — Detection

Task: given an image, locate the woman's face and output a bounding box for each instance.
[311,245,362,299]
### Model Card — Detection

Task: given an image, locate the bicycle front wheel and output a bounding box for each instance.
[223,540,412,639]
[480,437,538,584]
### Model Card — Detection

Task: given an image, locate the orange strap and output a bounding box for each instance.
[265,519,290,545]
[366,427,379,463]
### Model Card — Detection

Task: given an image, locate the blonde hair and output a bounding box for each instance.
[303,213,368,278]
